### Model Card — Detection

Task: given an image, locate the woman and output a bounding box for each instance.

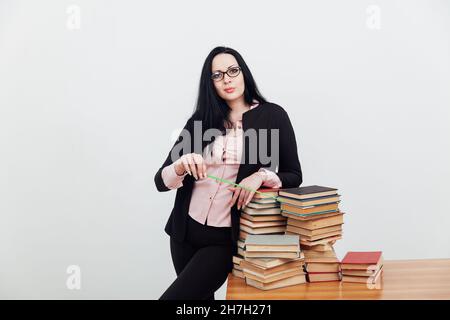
[155,46,302,300]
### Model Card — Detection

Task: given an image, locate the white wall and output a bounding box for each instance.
[1,0,449,299]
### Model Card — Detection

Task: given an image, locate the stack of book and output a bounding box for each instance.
[241,234,306,290]
[278,185,344,282]
[239,188,286,241]
[341,251,384,285]
[279,185,343,247]
[303,248,341,282]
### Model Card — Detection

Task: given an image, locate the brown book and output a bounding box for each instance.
[286,223,342,236]
[342,266,383,284]
[307,272,341,282]
[240,259,304,276]
[242,206,281,216]
[240,217,286,229]
[253,188,280,199]
[241,212,286,222]
[342,269,379,276]
[244,254,304,269]
[245,274,306,290]
[233,263,243,271]
[239,230,249,241]
[244,251,300,259]
[278,194,340,207]
[300,242,334,252]
[282,210,342,222]
[281,202,339,215]
[286,213,344,230]
[279,185,338,200]
[300,231,342,242]
[244,268,305,284]
[303,249,339,263]
[299,235,342,247]
[246,202,279,209]
[286,226,342,241]
[240,224,286,234]
[306,262,340,273]
[232,255,244,265]
[232,268,245,279]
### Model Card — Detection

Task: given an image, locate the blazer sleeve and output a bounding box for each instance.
[274,109,303,188]
[154,118,193,192]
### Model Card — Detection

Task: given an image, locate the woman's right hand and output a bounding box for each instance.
[174,153,207,180]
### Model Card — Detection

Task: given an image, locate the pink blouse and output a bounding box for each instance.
[161,102,282,227]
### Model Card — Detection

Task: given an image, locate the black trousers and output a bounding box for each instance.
[159,214,234,300]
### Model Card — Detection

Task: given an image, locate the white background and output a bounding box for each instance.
[1,0,449,299]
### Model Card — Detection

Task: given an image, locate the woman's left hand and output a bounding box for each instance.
[228,173,264,210]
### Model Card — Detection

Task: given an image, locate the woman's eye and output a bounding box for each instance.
[211,72,221,80]
[229,68,239,75]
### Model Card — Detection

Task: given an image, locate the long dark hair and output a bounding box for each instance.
[191,46,267,136]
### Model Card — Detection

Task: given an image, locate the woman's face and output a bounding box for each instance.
[211,53,245,103]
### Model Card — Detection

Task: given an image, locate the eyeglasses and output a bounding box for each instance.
[211,66,241,82]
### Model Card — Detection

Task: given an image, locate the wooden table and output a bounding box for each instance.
[226,259,450,300]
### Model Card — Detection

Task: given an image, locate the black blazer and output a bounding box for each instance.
[154,102,302,254]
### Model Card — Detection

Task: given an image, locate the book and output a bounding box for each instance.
[299,235,342,247]
[233,263,243,271]
[232,268,245,279]
[341,251,383,271]
[279,185,338,200]
[281,210,342,221]
[240,229,284,241]
[244,234,300,252]
[286,224,342,237]
[240,224,287,235]
[244,254,305,269]
[307,272,341,282]
[244,251,300,259]
[232,255,244,265]
[240,258,304,277]
[246,202,280,209]
[240,218,286,229]
[244,268,305,284]
[301,243,334,252]
[253,187,280,199]
[286,213,344,230]
[278,194,341,207]
[342,266,383,284]
[303,249,339,263]
[242,206,281,216]
[245,274,306,290]
[281,202,339,215]
[305,262,340,273]
[241,212,287,222]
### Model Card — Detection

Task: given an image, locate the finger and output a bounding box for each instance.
[245,191,256,207]
[229,188,241,207]
[187,154,198,179]
[238,188,247,209]
[202,161,207,179]
[193,154,205,179]
[181,157,191,175]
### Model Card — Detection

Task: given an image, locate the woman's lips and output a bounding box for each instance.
[224,88,235,93]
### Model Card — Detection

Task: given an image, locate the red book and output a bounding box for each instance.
[341,251,383,271]
[342,251,382,264]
